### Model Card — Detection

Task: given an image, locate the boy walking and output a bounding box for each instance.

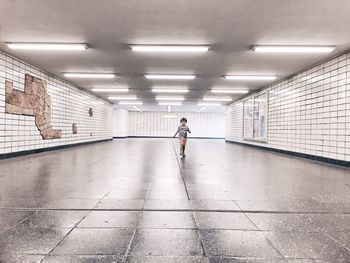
[173,117,191,157]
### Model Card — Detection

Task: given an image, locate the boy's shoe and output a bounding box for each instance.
[182,154,186,157]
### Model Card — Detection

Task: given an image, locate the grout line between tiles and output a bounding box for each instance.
[234,200,286,259]
[172,142,208,258]
[0,207,348,215]
[40,181,119,263]
[325,232,350,252]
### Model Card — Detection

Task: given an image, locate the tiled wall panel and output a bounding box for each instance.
[226,102,243,142]
[0,51,113,155]
[113,108,129,138]
[128,111,225,138]
[226,52,350,162]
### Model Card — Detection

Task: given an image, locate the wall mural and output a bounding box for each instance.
[5,74,62,139]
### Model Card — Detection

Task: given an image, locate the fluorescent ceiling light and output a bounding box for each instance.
[133,106,143,112]
[152,88,189,93]
[156,96,184,101]
[203,97,232,102]
[131,45,209,53]
[109,96,137,100]
[196,106,206,112]
[158,102,183,106]
[198,102,222,106]
[211,89,248,94]
[145,74,196,80]
[64,73,115,79]
[91,88,129,92]
[163,114,178,119]
[225,75,276,80]
[119,101,143,105]
[6,43,88,50]
[252,46,335,53]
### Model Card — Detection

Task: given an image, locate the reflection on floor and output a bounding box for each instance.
[0,139,349,262]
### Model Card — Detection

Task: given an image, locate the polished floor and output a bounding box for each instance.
[0,139,349,263]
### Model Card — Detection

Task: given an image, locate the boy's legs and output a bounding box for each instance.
[179,138,187,155]
[182,139,187,156]
[179,138,184,155]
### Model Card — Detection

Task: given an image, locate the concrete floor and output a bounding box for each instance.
[0,139,349,262]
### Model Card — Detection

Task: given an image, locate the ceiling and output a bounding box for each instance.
[1,0,350,112]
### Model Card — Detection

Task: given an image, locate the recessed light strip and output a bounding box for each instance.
[7,43,88,50]
[203,97,232,102]
[196,106,206,112]
[163,114,178,119]
[119,101,143,105]
[133,106,143,112]
[198,102,222,106]
[131,45,209,52]
[64,73,115,79]
[152,88,189,93]
[109,96,137,100]
[145,75,196,80]
[225,75,276,80]
[252,46,335,53]
[156,97,185,101]
[211,89,249,94]
[158,102,183,106]
[92,88,129,92]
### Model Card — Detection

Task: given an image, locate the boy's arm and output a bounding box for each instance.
[188,127,191,133]
[173,127,180,137]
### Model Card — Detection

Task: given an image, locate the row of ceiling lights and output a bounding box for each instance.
[61,73,277,81]
[132,104,206,113]
[7,43,335,53]
[63,72,274,107]
[6,43,335,108]
[91,88,248,94]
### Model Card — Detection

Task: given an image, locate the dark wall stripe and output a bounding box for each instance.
[226,140,350,168]
[0,138,113,160]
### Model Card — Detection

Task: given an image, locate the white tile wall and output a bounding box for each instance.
[226,51,350,162]
[113,108,129,138]
[0,51,113,155]
[127,111,225,138]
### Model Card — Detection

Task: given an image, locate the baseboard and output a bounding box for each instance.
[225,140,350,168]
[126,136,225,139]
[0,138,113,160]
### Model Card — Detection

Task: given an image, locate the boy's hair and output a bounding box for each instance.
[180,117,187,123]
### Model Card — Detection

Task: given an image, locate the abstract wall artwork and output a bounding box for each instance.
[5,74,62,139]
